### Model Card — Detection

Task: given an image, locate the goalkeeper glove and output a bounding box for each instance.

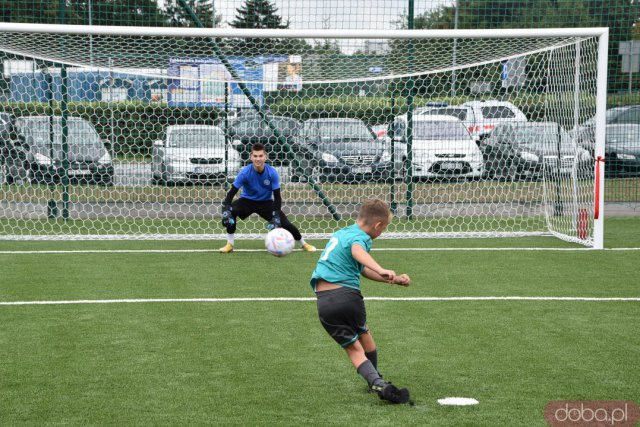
[221,205,235,227]
[268,211,281,230]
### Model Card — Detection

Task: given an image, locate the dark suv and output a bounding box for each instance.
[224,114,302,166]
[293,118,392,183]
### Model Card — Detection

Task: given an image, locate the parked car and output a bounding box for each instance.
[390,100,528,143]
[0,113,23,184]
[599,124,640,177]
[2,115,113,185]
[582,105,640,128]
[479,121,591,181]
[293,118,392,183]
[152,125,241,185]
[224,114,302,166]
[575,105,640,150]
[390,115,484,181]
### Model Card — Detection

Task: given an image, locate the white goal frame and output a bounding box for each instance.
[0,24,608,248]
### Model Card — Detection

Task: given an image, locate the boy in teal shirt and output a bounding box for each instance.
[311,199,411,404]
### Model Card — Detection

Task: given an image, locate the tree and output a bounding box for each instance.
[0,0,83,24]
[230,0,289,29]
[229,0,311,55]
[165,0,222,28]
[0,1,170,26]
[392,0,637,92]
[71,0,167,27]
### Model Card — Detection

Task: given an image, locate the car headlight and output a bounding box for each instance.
[321,152,339,164]
[617,153,636,160]
[33,152,53,166]
[98,151,112,165]
[520,151,539,162]
[380,150,391,162]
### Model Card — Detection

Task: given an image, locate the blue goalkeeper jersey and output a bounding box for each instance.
[233,164,280,202]
[310,223,372,291]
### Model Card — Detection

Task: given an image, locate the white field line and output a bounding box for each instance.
[1,296,639,306]
[1,247,640,255]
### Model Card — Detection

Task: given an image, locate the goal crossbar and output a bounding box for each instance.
[0,23,609,40]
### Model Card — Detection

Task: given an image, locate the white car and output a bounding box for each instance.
[459,100,528,140]
[152,125,241,185]
[391,115,484,180]
[391,100,528,142]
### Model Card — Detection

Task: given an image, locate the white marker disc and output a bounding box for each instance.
[437,397,479,406]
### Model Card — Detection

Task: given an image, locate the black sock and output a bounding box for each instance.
[365,349,378,372]
[356,360,384,387]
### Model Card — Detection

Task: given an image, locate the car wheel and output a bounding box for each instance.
[311,167,325,184]
[3,164,14,185]
[28,169,42,185]
[153,165,169,186]
[99,176,114,187]
[507,164,521,182]
[399,158,410,182]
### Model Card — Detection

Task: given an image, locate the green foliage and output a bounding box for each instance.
[227,0,314,55]
[407,0,637,92]
[230,0,288,29]
[1,0,211,27]
[165,0,222,28]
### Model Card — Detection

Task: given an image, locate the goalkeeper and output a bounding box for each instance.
[310,198,411,404]
[219,143,316,254]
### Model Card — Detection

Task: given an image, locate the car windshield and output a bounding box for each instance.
[316,121,373,141]
[606,126,640,143]
[511,124,571,146]
[18,118,102,146]
[420,108,468,121]
[582,108,627,127]
[480,106,516,119]
[168,128,225,148]
[413,121,470,140]
[233,117,299,137]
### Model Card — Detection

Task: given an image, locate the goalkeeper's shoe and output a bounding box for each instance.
[301,243,317,252]
[371,382,411,404]
[219,243,234,253]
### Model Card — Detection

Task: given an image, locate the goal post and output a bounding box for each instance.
[0,24,608,247]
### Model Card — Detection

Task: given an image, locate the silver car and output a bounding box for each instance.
[152,125,241,185]
[390,115,484,181]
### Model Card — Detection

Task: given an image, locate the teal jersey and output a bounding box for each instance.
[310,223,372,291]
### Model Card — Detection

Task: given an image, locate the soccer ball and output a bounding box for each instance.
[265,228,295,257]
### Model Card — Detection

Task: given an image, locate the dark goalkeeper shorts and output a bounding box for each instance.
[316,286,369,348]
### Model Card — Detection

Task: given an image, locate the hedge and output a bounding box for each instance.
[2,91,639,155]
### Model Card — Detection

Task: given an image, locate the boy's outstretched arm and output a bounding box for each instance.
[362,267,411,287]
[352,244,399,283]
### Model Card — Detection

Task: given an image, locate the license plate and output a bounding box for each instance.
[193,166,214,173]
[351,166,371,174]
[67,169,90,176]
[440,162,462,170]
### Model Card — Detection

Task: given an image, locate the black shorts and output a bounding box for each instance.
[231,198,275,221]
[316,286,368,348]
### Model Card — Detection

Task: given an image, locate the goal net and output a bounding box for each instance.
[0,24,607,247]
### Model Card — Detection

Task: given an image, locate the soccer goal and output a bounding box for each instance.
[0,24,607,248]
